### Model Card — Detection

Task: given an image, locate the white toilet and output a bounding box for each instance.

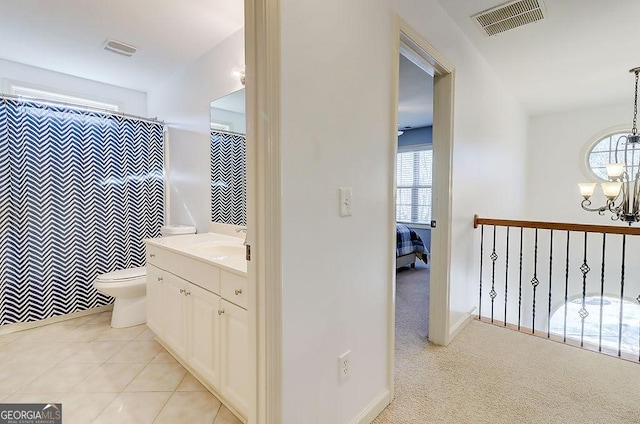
[94,224,197,328]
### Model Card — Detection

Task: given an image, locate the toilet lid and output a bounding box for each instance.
[96,266,146,283]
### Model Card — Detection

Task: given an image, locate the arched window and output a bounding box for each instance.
[587,131,638,181]
[549,295,640,356]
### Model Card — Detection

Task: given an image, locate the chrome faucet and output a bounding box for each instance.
[235,227,248,245]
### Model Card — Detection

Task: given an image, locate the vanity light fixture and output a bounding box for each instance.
[231,67,246,86]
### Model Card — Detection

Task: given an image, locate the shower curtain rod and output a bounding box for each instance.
[0,93,165,125]
[210,128,246,137]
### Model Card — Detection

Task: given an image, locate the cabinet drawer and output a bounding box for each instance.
[221,270,248,309]
[147,244,221,295]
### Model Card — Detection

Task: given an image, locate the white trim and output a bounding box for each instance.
[388,12,456,404]
[399,44,435,77]
[387,16,402,404]
[246,0,281,423]
[0,305,113,336]
[448,307,477,342]
[349,390,390,424]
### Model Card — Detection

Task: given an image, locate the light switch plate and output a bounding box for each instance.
[339,187,352,217]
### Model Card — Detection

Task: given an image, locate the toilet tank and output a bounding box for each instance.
[160,224,197,237]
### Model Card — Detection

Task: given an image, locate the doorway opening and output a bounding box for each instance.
[394,51,434,349]
[387,18,455,404]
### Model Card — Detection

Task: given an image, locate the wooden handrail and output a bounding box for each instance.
[473,214,640,236]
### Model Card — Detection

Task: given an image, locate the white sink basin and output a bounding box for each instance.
[205,245,245,257]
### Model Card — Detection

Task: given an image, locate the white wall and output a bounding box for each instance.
[278,0,528,422]
[147,29,245,234]
[0,58,147,115]
[527,101,630,224]
[393,0,529,333]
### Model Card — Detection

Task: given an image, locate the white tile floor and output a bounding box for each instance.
[0,311,242,424]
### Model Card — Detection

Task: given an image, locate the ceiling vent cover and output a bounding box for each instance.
[473,0,545,36]
[103,39,137,57]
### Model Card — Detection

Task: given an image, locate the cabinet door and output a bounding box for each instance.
[187,283,221,388]
[219,299,250,414]
[146,265,164,336]
[163,273,188,358]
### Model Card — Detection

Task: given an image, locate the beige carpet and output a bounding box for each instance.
[374,269,640,423]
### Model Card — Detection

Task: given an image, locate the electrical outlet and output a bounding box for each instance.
[339,350,351,382]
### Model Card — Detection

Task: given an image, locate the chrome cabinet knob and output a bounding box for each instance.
[185,291,191,296]
[218,309,225,315]
[235,289,243,295]
[150,253,156,258]
[179,289,185,294]
[157,277,163,282]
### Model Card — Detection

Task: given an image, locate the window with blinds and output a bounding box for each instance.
[396,146,432,225]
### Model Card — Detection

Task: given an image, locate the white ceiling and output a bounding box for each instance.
[2,1,637,119]
[434,0,640,116]
[0,0,244,92]
[398,54,433,129]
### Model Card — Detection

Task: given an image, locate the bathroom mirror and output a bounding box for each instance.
[210,88,247,226]
[210,88,245,134]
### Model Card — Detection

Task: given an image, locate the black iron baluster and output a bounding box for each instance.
[563,231,570,343]
[479,225,484,319]
[504,227,510,326]
[531,229,539,335]
[518,227,524,331]
[598,234,606,352]
[579,232,590,348]
[490,226,498,323]
[547,230,554,338]
[618,234,627,357]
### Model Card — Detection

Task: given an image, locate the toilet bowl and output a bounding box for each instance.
[94,267,147,328]
[94,224,197,328]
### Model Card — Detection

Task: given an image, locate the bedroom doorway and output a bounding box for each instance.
[387,17,455,403]
[395,49,434,345]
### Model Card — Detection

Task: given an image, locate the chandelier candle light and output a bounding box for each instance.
[579,67,640,225]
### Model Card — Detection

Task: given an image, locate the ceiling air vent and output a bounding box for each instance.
[103,39,137,57]
[473,0,546,36]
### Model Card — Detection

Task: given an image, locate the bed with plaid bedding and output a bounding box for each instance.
[396,223,428,263]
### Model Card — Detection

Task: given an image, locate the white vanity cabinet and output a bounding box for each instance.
[145,264,164,335]
[220,298,250,413]
[187,282,221,387]
[145,237,249,421]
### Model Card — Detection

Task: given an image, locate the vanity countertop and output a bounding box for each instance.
[144,232,247,275]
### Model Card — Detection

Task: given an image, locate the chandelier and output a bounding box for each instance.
[579,67,640,225]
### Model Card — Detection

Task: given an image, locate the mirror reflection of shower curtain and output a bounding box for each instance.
[0,98,164,325]
[210,130,246,226]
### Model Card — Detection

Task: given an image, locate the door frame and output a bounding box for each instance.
[245,0,282,423]
[387,15,455,401]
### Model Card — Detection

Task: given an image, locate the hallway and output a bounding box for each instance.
[374,312,640,423]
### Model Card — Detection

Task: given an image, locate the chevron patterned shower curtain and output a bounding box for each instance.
[210,131,246,226]
[0,98,164,325]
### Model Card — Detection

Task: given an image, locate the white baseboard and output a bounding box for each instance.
[0,305,113,336]
[350,390,390,424]
[447,307,477,344]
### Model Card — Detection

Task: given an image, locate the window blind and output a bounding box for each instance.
[396,147,432,225]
